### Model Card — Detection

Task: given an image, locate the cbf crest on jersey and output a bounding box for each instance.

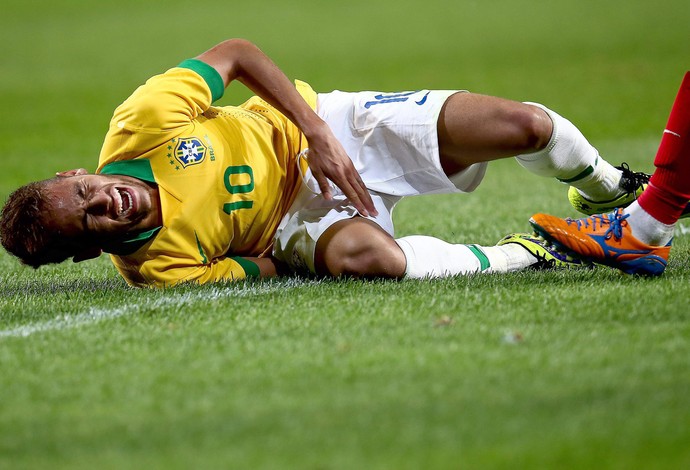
[173,137,207,168]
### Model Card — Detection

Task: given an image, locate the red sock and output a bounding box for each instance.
[638,72,690,225]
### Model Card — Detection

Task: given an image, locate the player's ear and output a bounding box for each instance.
[56,168,89,177]
[72,247,103,263]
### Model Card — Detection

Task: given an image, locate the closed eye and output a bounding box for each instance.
[76,182,89,232]
[79,182,88,200]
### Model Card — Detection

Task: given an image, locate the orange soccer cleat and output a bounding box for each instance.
[529,208,671,276]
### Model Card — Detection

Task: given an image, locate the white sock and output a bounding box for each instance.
[516,103,623,200]
[571,159,624,202]
[396,235,537,279]
[623,202,675,246]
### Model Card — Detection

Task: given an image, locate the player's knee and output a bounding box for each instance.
[317,223,405,278]
[338,240,403,278]
[519,103,554,151]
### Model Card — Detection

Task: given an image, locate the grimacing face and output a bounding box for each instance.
[44,170,161,246]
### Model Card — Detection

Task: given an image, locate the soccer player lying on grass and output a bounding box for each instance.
[0,39,670,287]
[531,72,690,276]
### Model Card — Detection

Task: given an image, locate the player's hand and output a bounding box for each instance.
[304,124,377,217]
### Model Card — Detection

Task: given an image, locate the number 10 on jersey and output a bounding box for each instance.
[223,165,254,214]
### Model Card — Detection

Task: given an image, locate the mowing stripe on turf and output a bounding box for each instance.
[0,278,318,339]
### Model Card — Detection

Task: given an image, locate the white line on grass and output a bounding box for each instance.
[0,279,318,339]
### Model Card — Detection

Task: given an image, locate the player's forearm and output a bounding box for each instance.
[245,256,290,278]
[196,38,325,138]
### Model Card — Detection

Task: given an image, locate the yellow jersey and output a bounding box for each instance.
[96,60,315,287]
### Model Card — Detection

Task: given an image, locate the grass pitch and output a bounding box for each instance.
[1,0,690,468]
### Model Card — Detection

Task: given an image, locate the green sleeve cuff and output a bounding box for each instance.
[177,58,225,103]
[231,256,261,278]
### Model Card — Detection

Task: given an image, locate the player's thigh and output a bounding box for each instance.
[314,217,406,278]
[437,93,552,171]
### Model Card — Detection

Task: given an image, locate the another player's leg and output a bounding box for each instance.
[530,72,690,276]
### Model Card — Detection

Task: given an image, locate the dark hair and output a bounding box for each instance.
[0,178,78,268]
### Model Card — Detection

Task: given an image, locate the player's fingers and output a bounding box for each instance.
[312,169,333,201]
[352,173,377,216]
[338,179,369,217]
[336,171,377,218]
[311,155,376,216]
[337,166,376,217]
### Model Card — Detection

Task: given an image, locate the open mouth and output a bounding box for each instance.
[115,188,134,217]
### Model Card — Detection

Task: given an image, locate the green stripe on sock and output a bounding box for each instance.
[468,245,491,271]
[557,164,594,184]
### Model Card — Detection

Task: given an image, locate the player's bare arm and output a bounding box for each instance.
[196,38,377,217]
[242,256,288,278]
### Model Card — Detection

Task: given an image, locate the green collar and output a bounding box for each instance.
[99,160,162,255]
[100,159,156,183]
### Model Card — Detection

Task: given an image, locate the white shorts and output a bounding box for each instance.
[272,89,488,274]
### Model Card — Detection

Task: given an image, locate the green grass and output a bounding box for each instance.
[2,0,690,468]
